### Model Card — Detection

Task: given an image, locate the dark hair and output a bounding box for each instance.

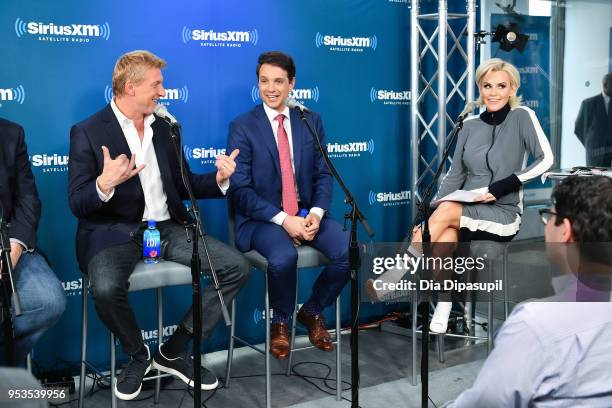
[256,51,295,81]
[552,176,612,263]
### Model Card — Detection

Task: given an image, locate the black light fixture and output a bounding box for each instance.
[492,23,529,53]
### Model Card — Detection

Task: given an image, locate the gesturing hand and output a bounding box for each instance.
[215,149,240,185]
[96,146,145,196]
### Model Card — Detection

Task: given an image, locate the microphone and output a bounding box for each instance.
[284,97,310,113]
[154,104,181,127]
[458,100,479,121]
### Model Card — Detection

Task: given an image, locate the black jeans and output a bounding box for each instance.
[87,220,250,356]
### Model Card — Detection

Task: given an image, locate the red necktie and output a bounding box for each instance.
[276,114,298,216]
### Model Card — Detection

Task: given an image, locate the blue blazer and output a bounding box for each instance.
[68,104,223,271]
[0,118,41,249]
[227,104,332,252]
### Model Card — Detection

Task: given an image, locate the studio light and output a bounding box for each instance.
[492,23,529,53]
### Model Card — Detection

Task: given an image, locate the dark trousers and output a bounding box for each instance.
[87,220,250,356]
[249,217,350,316]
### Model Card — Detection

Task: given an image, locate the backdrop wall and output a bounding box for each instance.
[0,0,427,369]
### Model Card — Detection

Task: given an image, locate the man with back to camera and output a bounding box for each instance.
[0,117,66,366]
[227,51,350,360]
[574,72,612,167]
[444,175,612,407]
[68,50,250,400]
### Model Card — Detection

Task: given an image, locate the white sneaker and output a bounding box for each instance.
[429,302,452,334]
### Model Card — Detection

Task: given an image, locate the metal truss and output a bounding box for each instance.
[410,0,477,220]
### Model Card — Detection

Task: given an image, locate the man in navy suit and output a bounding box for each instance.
[0,118,66,365]
[228,51,349,359]
[68,50,250,400]
[574,72,612,167]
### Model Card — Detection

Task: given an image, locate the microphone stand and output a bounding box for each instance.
[409,114,465,408]
[0,208,22,366]
[166,122,231,408]
[297,109,375,408]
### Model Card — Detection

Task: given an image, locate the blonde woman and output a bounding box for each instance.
[369,58,554,333]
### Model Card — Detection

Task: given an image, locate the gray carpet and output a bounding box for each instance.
[71,328,489,408]
[287,359,484,408]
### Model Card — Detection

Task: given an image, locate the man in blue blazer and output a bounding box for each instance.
[68,50,249,400]
[228,51,349,359]
[574,73,612,167]
[0,118,65,365]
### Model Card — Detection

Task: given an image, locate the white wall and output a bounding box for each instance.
[561,0,612,168]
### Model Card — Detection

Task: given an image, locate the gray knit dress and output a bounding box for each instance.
[434,103,554,241]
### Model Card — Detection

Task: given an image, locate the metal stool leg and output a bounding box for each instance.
[155,288,162,404]
[111,333,117,408]
[435,301,445,363]
[411,287,418,386]
[335,296,341,401]
[437,332,445,363]
[78,276,88,408]
[26,353,32,373]
[503,247,509,319]
[224,299,237,388]
[264,273,271,408]
[487,259,494,355]
[286,278,300,376]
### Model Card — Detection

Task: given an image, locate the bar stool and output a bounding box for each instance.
[409,240,510,385]
[78,260,193,408]
[224,248,341,408]
[224,205,342,408]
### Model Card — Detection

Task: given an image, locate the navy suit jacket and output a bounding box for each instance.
[227,104,332,252]
[0,118,41,249]
[68,104,223,271]
[575,94,612,166]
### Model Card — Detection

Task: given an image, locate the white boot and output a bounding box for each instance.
[429,301,452,333]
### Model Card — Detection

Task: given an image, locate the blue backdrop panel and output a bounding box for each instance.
[0,0,418,369]
[491,14,552,197]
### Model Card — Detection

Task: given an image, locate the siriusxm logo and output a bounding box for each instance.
[183,145,226,165]
[104,85,189,105]
[315,32,377,52]
[30,153,69,173]
[250,86,320,103]
[253,308,268,325]
[15,18,110,42]
[0,85,26,104]
[182,26,258,48]
[519,66,538,74]
[370,88,411,105]
[62,278,83,297]
[141,325,177,345]
[368,190,411,207]
[327,139,375,159]
[523,100,540,108]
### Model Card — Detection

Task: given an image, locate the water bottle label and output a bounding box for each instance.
[143,230,161,262]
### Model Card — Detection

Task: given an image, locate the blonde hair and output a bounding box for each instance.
[112,50,166,97]
[460,58,522,117]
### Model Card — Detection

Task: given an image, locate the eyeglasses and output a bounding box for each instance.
[538,208,558,225]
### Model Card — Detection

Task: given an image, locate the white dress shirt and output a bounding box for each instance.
[97,101,229,220]
[262,103,325,225]
[96,99,170,222]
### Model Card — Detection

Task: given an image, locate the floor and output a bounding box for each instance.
[68,325,489,408]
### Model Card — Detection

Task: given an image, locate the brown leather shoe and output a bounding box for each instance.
[297,308,334,352]
[270,322,290,359]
